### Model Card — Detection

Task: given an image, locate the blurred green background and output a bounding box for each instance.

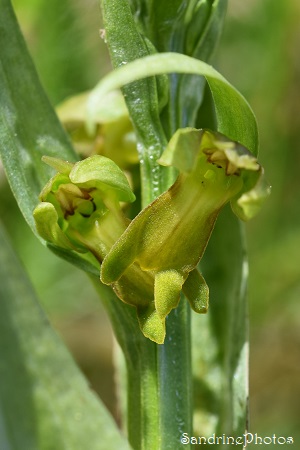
[0,0,299,441]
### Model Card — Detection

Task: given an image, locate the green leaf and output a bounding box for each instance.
[0,0,78,236]
[128,0,187,52]
[192,206,248,439]
[173,0,229,130]
[128,0,227,60]
[128,0,228,130]
[0,221,131,450]
[87,52,258,156]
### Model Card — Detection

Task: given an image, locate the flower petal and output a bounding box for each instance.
[69,155,136,203]
[183,269,209,314]
[33,202,79,251]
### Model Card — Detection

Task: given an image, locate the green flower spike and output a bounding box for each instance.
[101,128,270,336]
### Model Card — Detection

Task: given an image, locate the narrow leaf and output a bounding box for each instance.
[0,0,78,235]
[192,206,248,438]
[0,222,131,450]
[88,52,258,156]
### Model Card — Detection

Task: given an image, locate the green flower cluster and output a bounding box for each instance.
[34,128,269,343]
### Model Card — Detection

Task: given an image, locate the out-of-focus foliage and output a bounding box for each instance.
[216,0,300,440]
[1,0,299,441]
[12,0,111,104]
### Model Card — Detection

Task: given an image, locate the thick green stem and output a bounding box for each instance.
[126,304,192,450]
[128,121,193,447]
[100,1,193,448]
[91,280,161,449]
[127,342,159,450]
[158,301,192,449]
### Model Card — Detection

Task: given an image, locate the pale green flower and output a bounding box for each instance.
[101,128,270,327]
[33,129,269,344]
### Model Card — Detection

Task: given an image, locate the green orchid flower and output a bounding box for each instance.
[33,155,135,254]
[57,90,138,169]
[32,157,161,340]
[100,128,270,332]
[33,129,269,344]
[33,153,208,344]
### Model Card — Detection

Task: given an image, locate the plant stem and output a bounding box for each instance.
[158,301,192,449]
[126,304,192,450]
[100,1,193,448]
[127,341,159,450]
[126,101,193,449]
[91,280,161,449]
